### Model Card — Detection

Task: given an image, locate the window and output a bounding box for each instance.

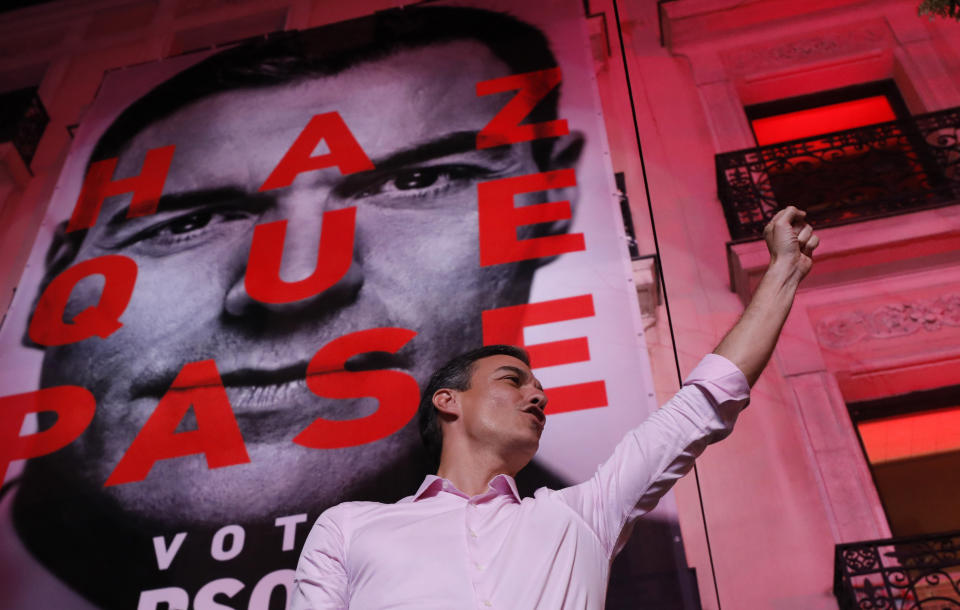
[849,386,960,537]
[746,81,910,145]
[716,80,959,240]
[740,81,943,226]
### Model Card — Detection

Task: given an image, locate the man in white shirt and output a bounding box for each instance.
[292,206,819,608]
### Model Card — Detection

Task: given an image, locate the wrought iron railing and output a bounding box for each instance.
[716,107,960,241]
[835,530,960,609]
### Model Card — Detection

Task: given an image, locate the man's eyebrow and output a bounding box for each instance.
[368,130,511,171]
[104,187,261,229]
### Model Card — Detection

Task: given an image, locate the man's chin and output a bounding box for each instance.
[96,464,286,526]
[73,431,427,527]
[93,447,357,527]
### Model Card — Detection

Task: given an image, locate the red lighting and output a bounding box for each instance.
[751,96,897,146]
[858,405,960,464]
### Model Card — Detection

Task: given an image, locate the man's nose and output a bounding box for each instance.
[527,388,547,412]
[223,194,362,317]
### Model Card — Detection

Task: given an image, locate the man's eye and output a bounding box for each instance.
[342,164,490,205]
[113,208,256,256]
[393,169,441,190]
[166,212,214,234]
[145,210,241,241]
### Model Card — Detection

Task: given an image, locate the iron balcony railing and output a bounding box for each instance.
[716,106,960,241]
[835,530,960,609]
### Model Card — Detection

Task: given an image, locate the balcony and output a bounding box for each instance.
[716,106,960,242]
[835,530,960,609]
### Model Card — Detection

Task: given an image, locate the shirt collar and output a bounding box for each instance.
[412,475,453,501]
[413,473,521,503]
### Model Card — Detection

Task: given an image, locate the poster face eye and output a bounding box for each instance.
[342,164,491,204]
[101,206,262,256]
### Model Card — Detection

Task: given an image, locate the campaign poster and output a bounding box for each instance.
[0,1,688,608]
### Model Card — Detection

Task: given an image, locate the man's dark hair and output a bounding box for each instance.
[418,344,531,468]
[91,5,561,165]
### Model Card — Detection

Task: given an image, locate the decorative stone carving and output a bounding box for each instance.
[721,22,890,76]
[816,294,960,349]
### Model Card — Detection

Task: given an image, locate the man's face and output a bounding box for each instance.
[37,41,563,525]
[454,355,547,465]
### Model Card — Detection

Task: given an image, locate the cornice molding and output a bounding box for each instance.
[719,20,890,76]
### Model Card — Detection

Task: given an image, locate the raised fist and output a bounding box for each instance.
[762,205,820,280]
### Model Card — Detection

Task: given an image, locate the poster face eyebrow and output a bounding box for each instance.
[367,130,486,169]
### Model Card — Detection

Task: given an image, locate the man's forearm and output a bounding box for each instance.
[713,260,802,386]
[712,206,818,387]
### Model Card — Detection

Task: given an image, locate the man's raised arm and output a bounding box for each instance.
[553,206,819,557]
[713,205,819,386]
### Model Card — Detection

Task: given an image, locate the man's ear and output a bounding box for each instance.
[21,221,85,349]
[432,388,461,422]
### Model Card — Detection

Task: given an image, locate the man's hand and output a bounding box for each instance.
[763,205,820,283]
[713,205,819,386]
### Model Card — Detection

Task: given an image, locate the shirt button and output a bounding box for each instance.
[469,529,478,538]
[475,562,485,571]
[483,601,492,607]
